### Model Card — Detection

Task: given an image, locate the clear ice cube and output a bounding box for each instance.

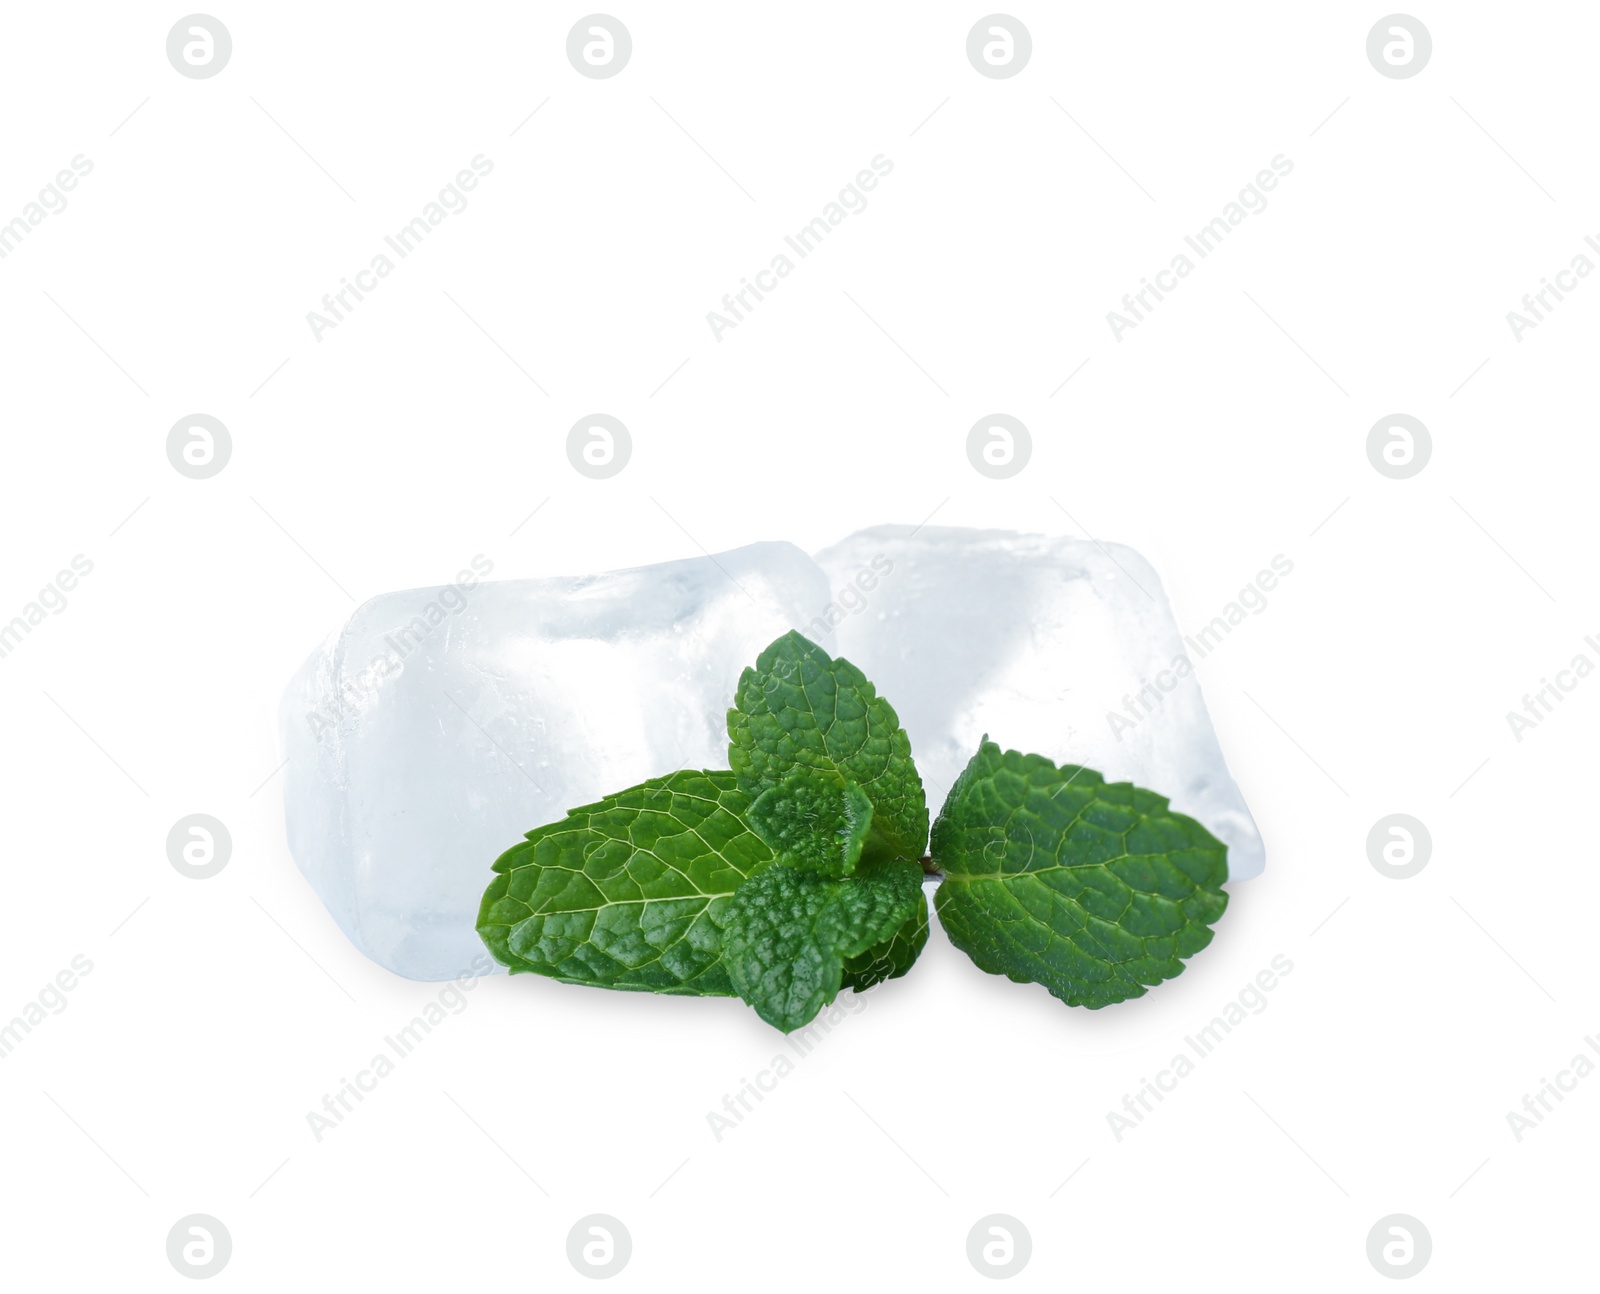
[281,527,1263,982]
[809,525,1265,881]
[279,542,831,980]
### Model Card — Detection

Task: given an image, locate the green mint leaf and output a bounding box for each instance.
[476,770,774,995]
[748,770,874,878]
[724,859,924,1031]
[930,740,1228,1009]
[841,889,930,992]
[727,631,928,864]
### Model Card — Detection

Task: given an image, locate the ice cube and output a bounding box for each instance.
[809,525,1264,881]
[279,542,832,980]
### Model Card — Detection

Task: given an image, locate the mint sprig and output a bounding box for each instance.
[477,633,1231,1030]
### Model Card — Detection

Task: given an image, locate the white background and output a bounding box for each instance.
[1,1,1594,1287]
